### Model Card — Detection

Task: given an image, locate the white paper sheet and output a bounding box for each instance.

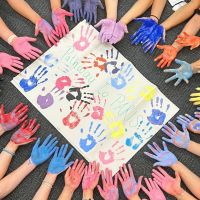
[12,20,179,174]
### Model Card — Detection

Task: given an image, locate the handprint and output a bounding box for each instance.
[79,121,106,152]
[19,65,48,92]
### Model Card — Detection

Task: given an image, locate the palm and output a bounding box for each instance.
[188,119,200,134]
[66,173,81,189]
[163,177,180,196]
[123,178,138,198]
[83,175,98,190]
[102,185,118,199]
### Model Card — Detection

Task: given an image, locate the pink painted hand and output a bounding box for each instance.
[0,103,28,132]
[118,164,143,199]
[11,119,40,145]
[11,37,42,60]
[82,161,100,191]
[0,52,23,74]
[64,159,86,192]
[52,8,73,38]
[141,178,166,200]
[154,45,178,68]
[35,19,59,47]
[176,32,200,50]
[97,169,119,200]
[152,167,183,197]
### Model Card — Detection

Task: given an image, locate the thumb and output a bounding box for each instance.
[94,20,103,28]
[153,162,163,167]
[97,185,104,196]
[175,171,181,182]
[63,10,73,17]
[35,26,40,36]
[175,59,184,65]
[24,37,37,42]
[157,45,165,50]
[137,176,143,189]
[0,67,3,74]
[65,161,74,170]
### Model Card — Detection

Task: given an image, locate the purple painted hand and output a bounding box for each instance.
[0,52,23,74]
[141,178,166,200]
[82,161,100,191]
[35,19,59,47]
[97,169,119,200]
[95,19,116,43]
[83,0,104,24]
[194,107,200,119]
[52,8,73,38]
[152,167,183,197]
[144,142,178,167]
[177,114,200,134]
[162,122,190,149]
[118,164,143,199]
[11,37,42,60]
[109,22,128,44]
[0,103,28,133]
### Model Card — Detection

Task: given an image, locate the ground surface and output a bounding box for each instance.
[0,0,199,199]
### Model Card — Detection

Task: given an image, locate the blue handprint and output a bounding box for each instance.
[43,53,58,68]
[126,120,153,150]
[19,65,48,92]
[110,64,134,90]
[79,121,106,152]
[144,96,170,125]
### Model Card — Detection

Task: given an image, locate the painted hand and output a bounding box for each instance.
[175,32,200,50]
[62,0,83,23]
[190,87,200,106]
[82,161,100,191]
[152,167,183,197]
[35,19,59,47]
[0,103,28,132]
[48,144,74,174]
[141,178,166,200]
[52,8,73,38]
[177,114,200,134]
[118,164,143,199]
[0,52,23,74]
[11,119,40,145]
[130,18,157,46]
[162,122,190,149]
[164,59,193,86]
[30,134,58,166]
[194,107,200,119]
[144,142,178,167]
[97,169,119,200]
[64,159,86,191]
[83,0,104,24]
[11,37,42,60]
[95,19,116,43]
[154,45,178,68]
[109,22,128,44]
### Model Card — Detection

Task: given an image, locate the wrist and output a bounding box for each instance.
[42,173,57,188]
[130,194,140,200]
[150,15,159,23]
[83,189,93,199]
[6,141,19,152]
[174,188,185,199]
[26,159,37,171]
[8,35,18,46]
[171,161,181,171]
[191,62,200,74]
[62,186,75,199]
[0,125,5,136]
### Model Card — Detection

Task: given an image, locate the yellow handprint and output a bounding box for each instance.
[140,85,156,102]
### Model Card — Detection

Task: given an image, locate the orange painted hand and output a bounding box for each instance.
[154,45,178,69]
[176,32,200,50]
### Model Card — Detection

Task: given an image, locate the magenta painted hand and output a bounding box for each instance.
[95,19,116,43]
[52,8,73,38]
[82,161,100,191]
[0,52,23,74]
[65,159,86,191]
[35,19,59,47]
[109,22,128,44]
[152,167,183,197]
[0,103,28,132]
[118,164,143,199]
[11,119,40,145]
[11,37,42,60]
[141,178,166,200]
[97,169,119,200]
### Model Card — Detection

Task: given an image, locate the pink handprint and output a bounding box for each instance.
[72,25,96,51]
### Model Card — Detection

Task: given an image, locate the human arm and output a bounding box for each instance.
[105,0,118,20]
[161,0,200,31]
[152,167,198,200]
[58,159,85,200]
[33,144,74,200]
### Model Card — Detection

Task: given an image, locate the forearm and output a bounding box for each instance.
[58,187,74,200]
[175,190,198,200]
[50,0,61,11]
[32,173,57,200]
[0,141,18,180]
[0,159,36,199]
[120,0,154,25]
[150,0,167,22]
[171,161,200,199]
[105,0,118,20]
[83,189,94,200]
[6,0,41,24]
[161,0,200,31]
[0,18,15,44]
[191,59,200,74]
[187,141,200,156]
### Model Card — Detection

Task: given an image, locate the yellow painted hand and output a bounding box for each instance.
[190,87,200,105]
